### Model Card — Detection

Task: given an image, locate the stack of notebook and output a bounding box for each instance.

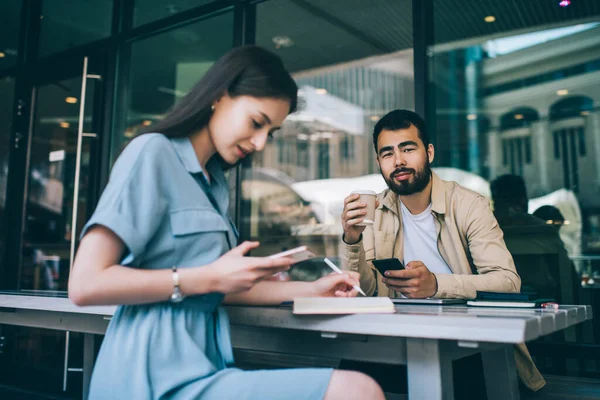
[466,291,557,308]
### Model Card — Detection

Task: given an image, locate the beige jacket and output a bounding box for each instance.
[342,171,546,391]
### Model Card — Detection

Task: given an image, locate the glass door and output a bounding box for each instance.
[19,55,106,293]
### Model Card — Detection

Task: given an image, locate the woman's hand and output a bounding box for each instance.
[206,241,293,294]
[312,271,361,297]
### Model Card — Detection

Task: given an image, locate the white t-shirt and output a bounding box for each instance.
[401,202,452,275]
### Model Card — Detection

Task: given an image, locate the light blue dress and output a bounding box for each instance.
[82,134,332,399]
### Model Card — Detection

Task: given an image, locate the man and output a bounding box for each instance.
[492,174,575,303]
[341,109,545,391]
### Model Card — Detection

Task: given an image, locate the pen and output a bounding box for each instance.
[323,257,367,297]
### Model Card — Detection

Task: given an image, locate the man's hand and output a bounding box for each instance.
[341,193,379,244]
[381,261,437,298]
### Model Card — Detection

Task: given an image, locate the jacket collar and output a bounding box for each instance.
[430,171,446,215]
[379,170,446,215]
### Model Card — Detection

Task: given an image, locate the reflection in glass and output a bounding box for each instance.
[430,1,600,259]
[133,0,213,27]
[39,0,112,57]
[0,0,21,69]
[245,0,414,271]
[113,12,234,162]
[0,76,15,274]
[428,1,600,375]
[20,76,95,291]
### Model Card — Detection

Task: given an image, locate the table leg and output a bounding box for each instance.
[83,333,95,400]
[407,338,454,400]
[482,345,520,400]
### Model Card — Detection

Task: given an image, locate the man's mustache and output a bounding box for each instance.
[390,168,414,179]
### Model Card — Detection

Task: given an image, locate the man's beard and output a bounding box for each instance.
[382,161,432,196]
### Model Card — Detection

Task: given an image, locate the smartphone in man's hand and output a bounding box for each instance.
[372,258,405,276]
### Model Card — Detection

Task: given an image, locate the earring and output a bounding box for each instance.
[211,105,215,112]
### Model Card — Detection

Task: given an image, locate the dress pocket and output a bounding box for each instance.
[170,208,228,236]
[169,208,231,263]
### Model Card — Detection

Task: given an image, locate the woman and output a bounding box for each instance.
[69,46,384,400]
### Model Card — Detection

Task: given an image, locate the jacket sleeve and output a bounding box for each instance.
[342,236,377,296]
[434,196,522,298]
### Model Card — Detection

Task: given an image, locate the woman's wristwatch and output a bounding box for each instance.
[170,265,184,303]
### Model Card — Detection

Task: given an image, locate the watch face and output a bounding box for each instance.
[171,291,183,303]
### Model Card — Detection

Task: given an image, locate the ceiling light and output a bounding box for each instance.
[0,52,5,58]
[142,120,152,126]
[315,88,327,95]
[581,111,590,116]
[370,115,380,122]
[484,16,496,23]
[59,121,70,128]
[467,114,477,121]
[556,89,569,96]
[272,36,294,49]
[514,114,524,120]
[559,0,571,7]
[65,97,78,104]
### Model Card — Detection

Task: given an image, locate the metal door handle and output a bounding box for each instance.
[63,331,70,391]
[69,57,101,270]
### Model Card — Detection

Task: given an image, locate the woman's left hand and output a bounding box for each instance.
[312,271,361,297]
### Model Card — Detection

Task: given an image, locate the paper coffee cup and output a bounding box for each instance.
[351,190,377,226]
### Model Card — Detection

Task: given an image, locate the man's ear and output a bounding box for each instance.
[427,144,435,164]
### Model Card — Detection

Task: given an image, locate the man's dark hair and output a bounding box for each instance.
[373,109,429,152]
[490,174,528,209]
[533,205,564,223]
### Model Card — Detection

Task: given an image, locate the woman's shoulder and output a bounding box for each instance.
[111,134,176,179]
[124,133,172,155]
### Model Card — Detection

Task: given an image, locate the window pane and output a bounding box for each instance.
[39,0,112,58]
[243,0,414,280]
[20,76,90,291]
[133,0,214,27]
[0,76,15,273]
[429,0,600,375]
[0,0,22,69]
[113,12,234,161]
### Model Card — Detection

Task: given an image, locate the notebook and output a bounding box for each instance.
[293,297,395,315]
[475,291,539,301]
[466,299,557,308]
[467,291,557,308]
[392,298,466,305]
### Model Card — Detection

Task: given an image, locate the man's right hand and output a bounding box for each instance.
[341,193,369,244]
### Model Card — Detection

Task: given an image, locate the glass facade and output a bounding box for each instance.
[428,0,600,376]
[244,0,414,271]
[0,0,599,397]
[38,0,113,58]
[133,0,214,27]
[0,1,21,69]
[0,76,15,282]
[113,10,234,162]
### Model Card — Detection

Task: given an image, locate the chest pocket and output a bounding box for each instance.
[169,208,232,262]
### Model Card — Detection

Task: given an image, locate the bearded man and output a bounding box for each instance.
[341,109,545,392]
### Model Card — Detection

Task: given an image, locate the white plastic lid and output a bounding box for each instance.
[351,190,377,195]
